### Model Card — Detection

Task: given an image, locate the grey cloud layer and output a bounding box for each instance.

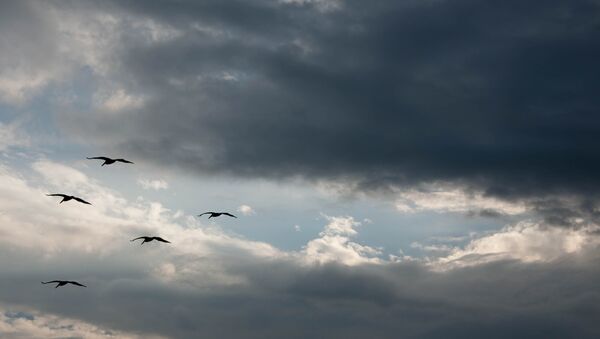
[46,0,600,202]
[4,247,600,339]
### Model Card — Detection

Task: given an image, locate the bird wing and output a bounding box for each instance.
[116,159,134,164]
[41,280,61,284]
[69,281,87,287]
[130,237,146,242]
[73,197,92,205]
[197,212,214,217]
[46,194,68,198]
[154,237,171,243]
[223,213,237,218]
[87,156,111,161]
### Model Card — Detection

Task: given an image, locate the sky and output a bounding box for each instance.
[1,0,600,338]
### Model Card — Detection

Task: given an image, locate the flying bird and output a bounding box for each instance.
[41,280,87,288]
[130,236,171,245]
[87,156,134,166]
[46,194,92,205]
[197,212,237,219]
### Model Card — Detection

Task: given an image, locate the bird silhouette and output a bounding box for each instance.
[41,280,87,288]
[46,194,92,205]
[87,156,134,166]
[130,236,171,245]
[197,212,237,219]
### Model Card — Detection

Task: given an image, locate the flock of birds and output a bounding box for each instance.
[41,156,237,289]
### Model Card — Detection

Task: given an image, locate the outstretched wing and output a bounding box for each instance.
[222,213,237,218]
[197,212,214,217]
[87,156,111,161]
[130,237,146,242]
[73,197,92,205]
[115,158,134,164]
[154,237,171,243]
[41,280,61,284]
[46,194,68,198]
[69,281,87,287]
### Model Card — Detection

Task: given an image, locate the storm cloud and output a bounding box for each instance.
[2,2,600,337]
[36,0,600,202]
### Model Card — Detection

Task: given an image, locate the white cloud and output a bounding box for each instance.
[0,305,161,339]
[4,159,599,272]
[394,183,527,215]
[0,160,281,263]
[95,89,145,112]
[0,121,29,151]
[137,178,169,190]
[221,71,239,82]
[0,159,388,271]
[301,215,382,265]
[0,72,52,105]
[410,241,453,254]
[280,0,342,12]
[237,204,256,216]
[0,3,182,106]
[433,221,600,270]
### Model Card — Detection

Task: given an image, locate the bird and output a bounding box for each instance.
[41,280,87,288]
[130,236,171,245]
[46,194,92,205]
[86,156,134,166]
[197,212,237,219]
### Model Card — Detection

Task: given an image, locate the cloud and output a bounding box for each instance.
[1,159,600,338]
[280,0,342,12]
[0,2,60,104]
[0,120,29,151]
[35,0,599,211]
[394,183,527,215]
[302,215,382,265]
[137,178,169,190]
[0,305,160,339]
[3,1,600,337]
[3,0,600,222]
[434,221,600,270]
[410,241,454,254]
[95,88,146,112]
[237,204,255,215]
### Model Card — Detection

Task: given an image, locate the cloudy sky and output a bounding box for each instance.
[1,0,600,338]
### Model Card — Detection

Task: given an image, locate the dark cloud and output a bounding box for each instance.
[3,246,600,339]
[525,196,600,228]
[55,0,600,204]
[0,2,594,337]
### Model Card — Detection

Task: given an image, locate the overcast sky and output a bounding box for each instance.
[1,0,600,338]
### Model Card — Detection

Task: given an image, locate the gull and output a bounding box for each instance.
[130,236,171,245]
[41,280,87,288]
[46,194,92,205]
[197,212,237,219]
[87,156,134,166]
